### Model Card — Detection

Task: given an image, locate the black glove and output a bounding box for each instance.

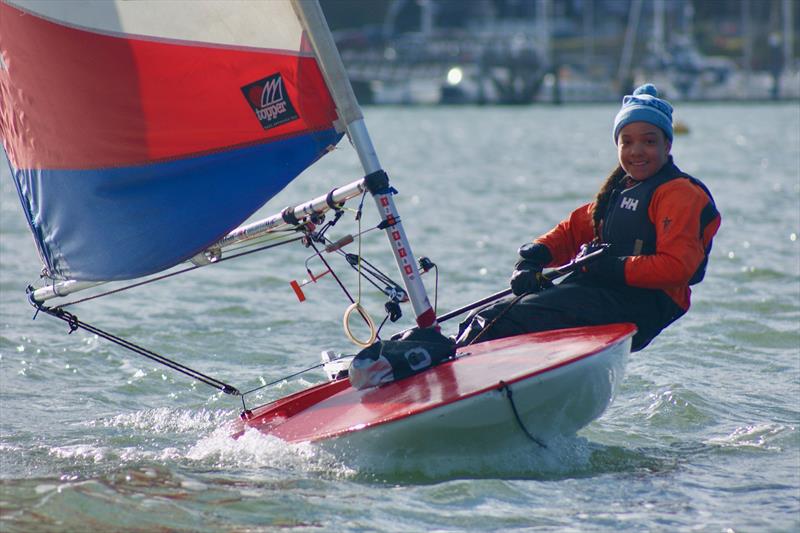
[509,243,552,296]
[581,254,627,285]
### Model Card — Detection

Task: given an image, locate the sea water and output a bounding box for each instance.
[1,103,798,532]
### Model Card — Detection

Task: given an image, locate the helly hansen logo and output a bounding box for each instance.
[241,73,299,130]
[620,197,639,211]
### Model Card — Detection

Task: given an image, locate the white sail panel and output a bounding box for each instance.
[7,0,305,52]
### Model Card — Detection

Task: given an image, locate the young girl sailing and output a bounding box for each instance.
[456,84,721,352]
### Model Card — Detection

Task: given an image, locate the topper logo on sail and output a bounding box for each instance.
[241,73,299,130]
[258,78,286,118]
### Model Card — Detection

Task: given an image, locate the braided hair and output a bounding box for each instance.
[590,165,627,239]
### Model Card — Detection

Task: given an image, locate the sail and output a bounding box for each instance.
[0,0,343,281]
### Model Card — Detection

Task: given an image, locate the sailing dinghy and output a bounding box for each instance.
[1,0,635,453]
[236,324,634,455]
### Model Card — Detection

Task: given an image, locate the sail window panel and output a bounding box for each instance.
[5,0,305,53]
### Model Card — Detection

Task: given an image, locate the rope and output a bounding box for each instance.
[31,303,241,396]
[30,298,352,413]
[316,206,345,240]
[240,361,328,397]
[498,380,547,448]
[341,253,404,298]
[306,239,355,304]
[357,198,363,302]
[342,194,377,347]
[304,205,405,304]
[375,313,391,339]
[343,302,377,347]
[465,292,527,346]
[305,213,402,300]
[432,263,439,315]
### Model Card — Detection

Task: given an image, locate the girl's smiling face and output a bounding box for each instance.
[617,122,672,181]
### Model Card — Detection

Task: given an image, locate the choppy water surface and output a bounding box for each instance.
[1,103,798,532]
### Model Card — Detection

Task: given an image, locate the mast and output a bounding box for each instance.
[618,0,642,92]
[652,0,665,60]
[784,0,794,74]
[291,0,437,329]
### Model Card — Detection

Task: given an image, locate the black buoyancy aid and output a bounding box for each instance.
[601,159,718,285]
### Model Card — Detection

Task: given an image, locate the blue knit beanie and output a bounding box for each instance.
[613,84,673,144]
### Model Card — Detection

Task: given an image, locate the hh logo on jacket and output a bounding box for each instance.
[620,197,639,211]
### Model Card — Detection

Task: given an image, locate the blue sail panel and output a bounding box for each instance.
[11,130,342,281]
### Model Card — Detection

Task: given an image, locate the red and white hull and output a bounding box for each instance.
[237,324,635,455]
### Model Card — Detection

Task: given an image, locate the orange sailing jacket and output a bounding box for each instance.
[535,174,721,311]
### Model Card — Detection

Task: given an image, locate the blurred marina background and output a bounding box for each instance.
[320,0,799,105]
[1,1,799,530]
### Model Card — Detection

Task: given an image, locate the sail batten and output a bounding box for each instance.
[1,0,343,282]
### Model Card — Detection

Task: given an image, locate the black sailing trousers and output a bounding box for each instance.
[455,276,685,352]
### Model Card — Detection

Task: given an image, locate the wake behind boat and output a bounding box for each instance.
[2,0,635,456]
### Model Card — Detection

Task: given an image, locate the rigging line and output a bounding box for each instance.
[351,190,367,308]
[498,381,547,449]
[374,313,390,340]
[342,205,379,347]
[337,251,390,289]
[356,201,363,304]
[305,211,390,295]
[350,253,398,287]
[55,236,305,307]
[31,303,240,395]
[240,361,329,397]
[305,239,355,304]
[466,292,527,346]
[354,190,368,222]
[310,220,402,297]
[336,224,381,241]
[312,223,381,254]
[432,264,439,314]
[329,244,403,295]
[312,227,402,335]
[316,207,345,240]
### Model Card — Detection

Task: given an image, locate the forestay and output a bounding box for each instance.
[0,0,343,281]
